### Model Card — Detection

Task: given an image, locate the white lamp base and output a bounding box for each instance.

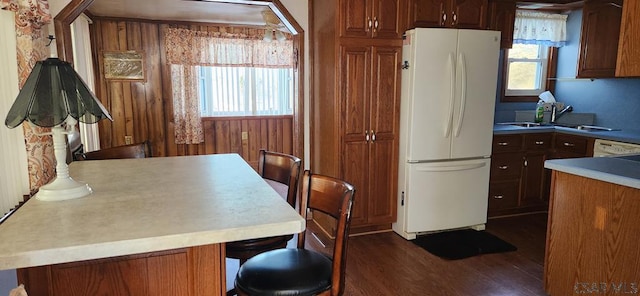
[36,177,92,201]
[35,124,93,201]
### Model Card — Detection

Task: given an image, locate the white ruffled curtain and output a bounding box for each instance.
[513,10,568,47]
[164,27,293,144]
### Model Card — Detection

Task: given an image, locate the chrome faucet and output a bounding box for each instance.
[550,104,573,124]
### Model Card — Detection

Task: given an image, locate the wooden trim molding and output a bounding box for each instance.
[54,0,96,63]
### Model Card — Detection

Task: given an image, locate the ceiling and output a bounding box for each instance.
[87,0,277,27]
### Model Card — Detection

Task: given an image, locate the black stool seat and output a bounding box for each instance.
[235,249,332,296]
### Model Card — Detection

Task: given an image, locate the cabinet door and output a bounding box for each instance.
[341,45,371,226]
[342,0,375,38]
[370,46,400,149]
[368,137,397,224]
[521,151,547,206]
[487,0,515,48]
[340,45,371,142]
[615,0,640,77]
[343,140,370,226]
[373,0,403,38]
[409,0,446,28]
[577,0,622,78]
[368,46,401,224]
[451,0,488,29]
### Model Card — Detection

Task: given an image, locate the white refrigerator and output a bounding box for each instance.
[392,28,500,240]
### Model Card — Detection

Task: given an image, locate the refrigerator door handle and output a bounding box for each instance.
[415,161,486,172]
[454,53,467,138]
[444,52,455,138]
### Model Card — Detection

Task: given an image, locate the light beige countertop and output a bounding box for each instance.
[0,154,305,270]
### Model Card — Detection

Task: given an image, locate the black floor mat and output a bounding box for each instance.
[413,229,517,260]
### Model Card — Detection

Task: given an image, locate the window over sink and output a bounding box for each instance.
[501,44,557,102]
[505,44,548,96]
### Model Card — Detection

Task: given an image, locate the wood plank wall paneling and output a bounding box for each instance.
[91,18,295,167]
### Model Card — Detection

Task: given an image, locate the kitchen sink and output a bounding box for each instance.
[496,122,545,128]
[574,125,620,131]
[497,122,619,131]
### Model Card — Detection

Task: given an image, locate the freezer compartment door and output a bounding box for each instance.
[404,158,490,233]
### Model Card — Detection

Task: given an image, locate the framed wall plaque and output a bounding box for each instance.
[103,51,145,80]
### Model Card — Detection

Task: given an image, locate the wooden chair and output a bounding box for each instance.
[226,150,302,265]
[78,141,151,160]
[234,170,356,296]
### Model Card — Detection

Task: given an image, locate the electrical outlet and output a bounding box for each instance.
[241,132,248,140]
[125,136,132,145]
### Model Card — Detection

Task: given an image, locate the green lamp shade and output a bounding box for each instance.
[5,57,112,128]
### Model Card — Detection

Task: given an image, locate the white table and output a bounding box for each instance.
[0,154,304,295]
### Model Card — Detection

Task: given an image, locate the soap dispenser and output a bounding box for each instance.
[535,100,544,123]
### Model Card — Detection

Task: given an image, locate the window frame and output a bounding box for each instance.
[500,46,558,103]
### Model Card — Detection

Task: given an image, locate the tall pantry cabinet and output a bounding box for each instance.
[312,0,404,235]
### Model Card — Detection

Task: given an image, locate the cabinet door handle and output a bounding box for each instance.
[498,165,508,170]
[371,130,376,142]
[373,17,378,31]
[493,195,504,199]
[441,11,446,26]
[452,12,457,26]
[563,142,575,147]
[497,142,509,146]
[365,130,370,142]
[535,141,545,145]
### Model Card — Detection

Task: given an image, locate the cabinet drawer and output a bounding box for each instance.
[490,152,523,180]
[492,134,523,153]
[524,133,552,151]
[488,181,519,210]
[554,133,589,156]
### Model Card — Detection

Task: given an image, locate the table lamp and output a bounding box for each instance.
[4,57,112,201]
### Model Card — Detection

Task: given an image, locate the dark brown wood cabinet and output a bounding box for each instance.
[521,133,553,206]
[489,133,551,217]
[342,0,404,38]
[577,0,623,78]
[407,0,488,29]
[312,0,402,235]
[487,0,515,48]
[489,132,596,217]
[551,133,594,159]
[616,0,640,76]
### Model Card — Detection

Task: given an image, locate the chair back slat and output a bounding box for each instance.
[79,141,151,160]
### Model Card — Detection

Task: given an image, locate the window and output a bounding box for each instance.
[199,66,293,117]
[501,44,557,102]
[504,44,548,96]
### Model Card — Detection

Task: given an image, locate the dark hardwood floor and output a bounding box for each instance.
[226,213,549,296]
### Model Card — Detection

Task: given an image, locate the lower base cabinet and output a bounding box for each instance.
[488,132,595,217]
[17,244,225,296]
[545,172,640,295]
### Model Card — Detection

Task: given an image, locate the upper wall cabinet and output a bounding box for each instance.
[342,0,403,39]
[577,0,623,78]
[616,0,640,77]
[407,0,488,29]
[487,0,515,49]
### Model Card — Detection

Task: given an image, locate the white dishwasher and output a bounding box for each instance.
[593,139,640,157]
